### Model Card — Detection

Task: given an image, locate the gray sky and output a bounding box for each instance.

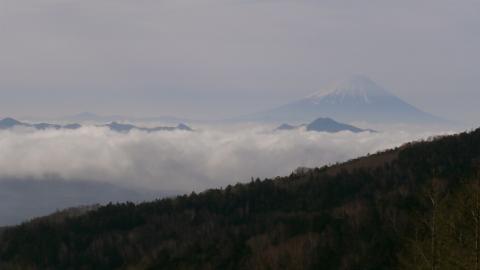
[1,0,479,125]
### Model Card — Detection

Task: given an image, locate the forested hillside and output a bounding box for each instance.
[1,128,480,270]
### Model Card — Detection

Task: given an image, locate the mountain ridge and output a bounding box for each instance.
[0,118,193,133]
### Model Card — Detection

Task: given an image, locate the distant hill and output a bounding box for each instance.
[275,123,298,131]
[0,118,23,129]
[103,122,193,133]
[243,75,447,124]
[275,117,375,133]
[0,118,81,130]
[0,118,193,133]
[1,128,479,269]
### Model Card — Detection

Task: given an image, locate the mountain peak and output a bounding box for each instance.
[275,117,374,133]
[306,117,366,133]
[235,75,447,124]
[176,124,193,131]
[0,117,23,128]
[308,75,391,104]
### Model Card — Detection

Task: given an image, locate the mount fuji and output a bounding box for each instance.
[243,76,446,124]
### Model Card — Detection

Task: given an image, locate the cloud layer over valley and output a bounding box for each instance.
[0,125,448,192]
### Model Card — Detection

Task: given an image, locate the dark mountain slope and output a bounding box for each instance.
[1,129,480,269]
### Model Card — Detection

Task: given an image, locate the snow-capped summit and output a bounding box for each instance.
[242,75,447,125]
[307,75,390,104]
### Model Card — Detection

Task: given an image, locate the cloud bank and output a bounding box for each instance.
[0,126,447,192]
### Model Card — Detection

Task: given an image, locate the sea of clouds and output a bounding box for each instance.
[0,125,449,192]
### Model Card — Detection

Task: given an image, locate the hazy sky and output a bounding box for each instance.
[1,0,479,124]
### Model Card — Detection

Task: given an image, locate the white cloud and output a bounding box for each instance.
[0,125,448,192]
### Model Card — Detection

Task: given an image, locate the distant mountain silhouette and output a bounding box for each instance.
[0,118,81,130]
[0,118,23,129]
[306,117,373,133]
[244,75,447,124]
[275,123,297,131]
[103,122,193,133]
[0,118,193,133]
[63,123,83,129]
[275,117,375,133]
[176,123,193,131]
